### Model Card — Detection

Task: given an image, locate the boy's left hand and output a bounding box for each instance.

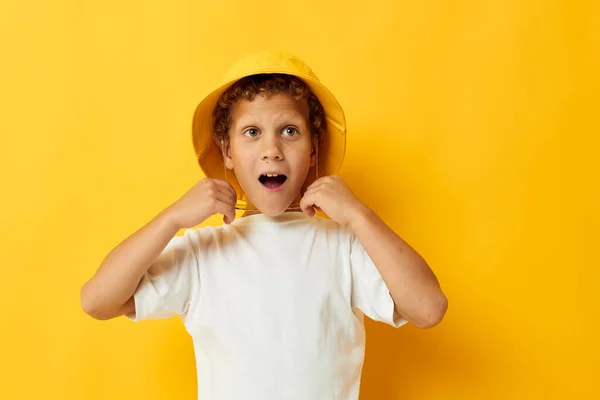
[300,175,367,226]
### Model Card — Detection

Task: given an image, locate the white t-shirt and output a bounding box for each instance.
[128,211,407,400]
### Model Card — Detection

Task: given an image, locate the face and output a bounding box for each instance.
[224,93,316,216]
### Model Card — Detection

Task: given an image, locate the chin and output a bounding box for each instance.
[242,180,304,216]
[253,202,292,216]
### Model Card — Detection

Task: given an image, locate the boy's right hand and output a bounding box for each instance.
[166,179,237,229]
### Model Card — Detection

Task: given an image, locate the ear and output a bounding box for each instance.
[219,137,235,170]
[225,154,234,170]
[224,144,235,170]
[310,139,317,167]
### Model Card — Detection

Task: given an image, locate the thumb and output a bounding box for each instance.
[223,206,236,225]
[300,193,316,217]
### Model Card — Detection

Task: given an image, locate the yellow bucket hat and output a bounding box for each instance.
[191,50,347,205]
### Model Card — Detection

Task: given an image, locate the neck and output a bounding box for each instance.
[241,209,261,217]
[240,193,304,218]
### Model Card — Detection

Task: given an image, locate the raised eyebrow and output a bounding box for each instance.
[235,114,307,131]
[278,121,307,132]
[235,122,261,132]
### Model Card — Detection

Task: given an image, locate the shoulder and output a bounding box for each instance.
[313,215,353,235]
[181,221,259,250]
[178,224,223,252]
[297,216,355,249]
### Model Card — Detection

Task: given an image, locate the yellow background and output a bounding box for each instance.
[1,1,598,399]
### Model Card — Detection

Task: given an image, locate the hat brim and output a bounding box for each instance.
[192,69,346,204]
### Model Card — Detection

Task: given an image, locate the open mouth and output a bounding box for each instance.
[259,173,287,191]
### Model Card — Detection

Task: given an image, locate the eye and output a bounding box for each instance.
[244,128,260,137]
[282,127,299,136]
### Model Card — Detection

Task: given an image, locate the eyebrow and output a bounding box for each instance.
[235,112,306,130]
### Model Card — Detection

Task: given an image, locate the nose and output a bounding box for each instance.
[260,133,284,161]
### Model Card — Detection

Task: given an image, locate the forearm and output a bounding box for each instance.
[349,206,447,328]
[80,208,181,320]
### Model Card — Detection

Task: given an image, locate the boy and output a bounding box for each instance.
[80,50,447,400]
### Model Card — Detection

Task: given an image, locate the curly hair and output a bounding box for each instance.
[212,74,326,146]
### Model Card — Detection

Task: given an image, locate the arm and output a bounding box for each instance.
[300,175,448,329]
[80,178,237,321]
[349,206,447,329]
[80,209,181,320]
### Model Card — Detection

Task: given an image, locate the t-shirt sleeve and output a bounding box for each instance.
[126,229,200,322]
[348,229,408,328]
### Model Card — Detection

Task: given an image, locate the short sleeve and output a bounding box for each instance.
[126,229,200,322]
[349,230,408,328]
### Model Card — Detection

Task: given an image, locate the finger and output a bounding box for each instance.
[302,185,326,199]
[305,180,331,194]
[302,185,319,196]
[305,177,328,191]
[213,179,237,199]
[299,191,317,217]
[215,185,237,206]
[215,190,236,208]
[211,181,237,205]
[213,197,236,224]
